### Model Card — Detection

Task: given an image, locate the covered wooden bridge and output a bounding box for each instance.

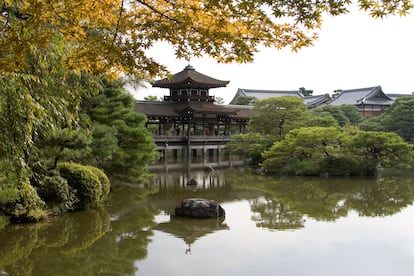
[134,65,252,169]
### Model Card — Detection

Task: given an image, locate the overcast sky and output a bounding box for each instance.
[130,5,414,104]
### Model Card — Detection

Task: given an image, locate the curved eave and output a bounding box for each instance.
[153,78,229,89]
[152,65,229,89]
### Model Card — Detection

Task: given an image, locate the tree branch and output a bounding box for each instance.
[112,0,125,46]
[136,0,180,23]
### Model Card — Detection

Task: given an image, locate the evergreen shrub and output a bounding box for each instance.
[0,182,47,222]
[319,155,362,176]
[58,162,102,209]
[86,166,110,199]
[37,173,79,212]
[282,159,320,176]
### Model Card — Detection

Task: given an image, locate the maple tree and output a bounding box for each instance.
[1,0,412,78]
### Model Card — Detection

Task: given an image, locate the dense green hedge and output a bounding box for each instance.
[59,163,101,209]
[58,162,110,209]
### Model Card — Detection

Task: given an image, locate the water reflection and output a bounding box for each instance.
[155,216,229,254]
[0,187,158,275]
[224,170,414,230]
[1,168,414,275]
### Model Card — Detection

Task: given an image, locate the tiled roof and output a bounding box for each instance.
[328,86,393,106]
[134,101,252,119]
[303,93,332,107]
[229,88,331,108]
[152,65,229,89]
[134,101,178,117]
[229,88,303,104]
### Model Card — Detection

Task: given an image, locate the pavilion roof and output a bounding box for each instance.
[152,65,229,89]
[134,101,251,119]
[328,86,393,106]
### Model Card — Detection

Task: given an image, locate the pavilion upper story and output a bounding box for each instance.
[135,65,252,144]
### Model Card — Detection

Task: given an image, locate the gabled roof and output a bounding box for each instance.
[229,88,303,104]
[152,65,229,89]
[328,86,393,106]
[229,88,331,108]
[303,93,332,108]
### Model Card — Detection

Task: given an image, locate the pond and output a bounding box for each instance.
[1,167,414,275]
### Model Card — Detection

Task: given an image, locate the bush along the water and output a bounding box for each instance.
[0,181,47,222]
[58,162,108,209]
[36,171,79,213]
[86,165,111,199]
[319,155,363,176]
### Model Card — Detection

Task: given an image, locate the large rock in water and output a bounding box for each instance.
[175,198,225,218]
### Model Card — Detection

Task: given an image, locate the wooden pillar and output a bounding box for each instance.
[164,145,168,168]
[203,145,207,166]
[218,144,222,165]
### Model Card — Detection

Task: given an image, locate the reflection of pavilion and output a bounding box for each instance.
[154,169,226,190]
[154,216,229,254]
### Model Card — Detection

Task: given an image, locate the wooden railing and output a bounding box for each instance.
[153,135,232,144]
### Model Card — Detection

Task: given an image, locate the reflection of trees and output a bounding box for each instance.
[346,177,414,216]
[266,179,355,222]
[225,168,414,230]
[250,197,304,230]
[0,224,39,269]
[0,186,158,275]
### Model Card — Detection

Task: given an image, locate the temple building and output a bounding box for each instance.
[135,65,251,139]
[327,86,394,117]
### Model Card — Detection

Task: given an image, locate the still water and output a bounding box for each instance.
[1,167,414,275]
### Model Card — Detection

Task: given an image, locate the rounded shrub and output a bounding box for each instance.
[86,166,110,199]
[37,173,79,212]
[0,182,47,222]
[319,155,362,176]
[58,162,102,209]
